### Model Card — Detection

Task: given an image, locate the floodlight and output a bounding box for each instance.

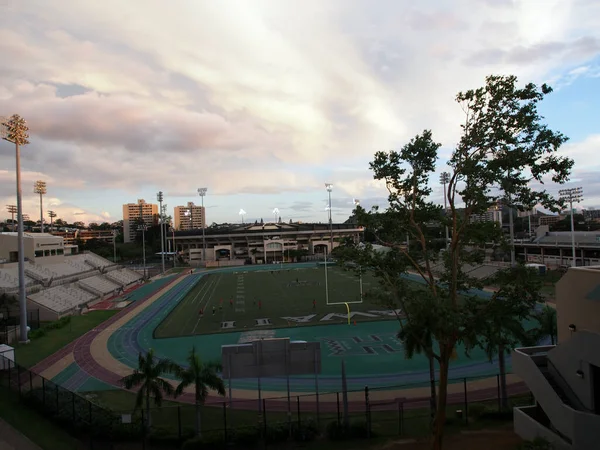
[2,114,31,341]
[325,183,333,192]
[239,208,246,215]
[198,187,207,196]
[559,187,584,267]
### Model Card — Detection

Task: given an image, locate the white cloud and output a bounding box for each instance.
[0,0,599,222]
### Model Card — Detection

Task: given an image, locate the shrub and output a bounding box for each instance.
[292,418,319,442]
[468,403,488,419]
[265,423,289,444]
[348,420,370,439]
[325,421,345,441]
[326,419,371,441]
[234,426,261,446]
[519,437,554,450]
[480,410,513,421]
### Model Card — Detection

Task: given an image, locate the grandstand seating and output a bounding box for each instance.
[82,253,114,269]
[29,283,96,314]
[106,269,142,286]
[79,275,121,295]
[0,266,37,291]
[466,265,501,280]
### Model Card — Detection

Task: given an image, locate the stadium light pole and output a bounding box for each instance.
[34,180,46,233]
[439,172,450,249]
[138,223,148,279]
[273,208,279,264]
[325,183,333,250]
[7,204,17,231]
[559,187,584,267]
[48,210,56,232]
[112,229,118,263]
[1,114,30,343]
[239,208,246,224]
[170,226,177,268]
[198,188,207,263]
[157,192,165,274]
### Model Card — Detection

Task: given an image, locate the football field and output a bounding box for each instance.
[154,266,396,337]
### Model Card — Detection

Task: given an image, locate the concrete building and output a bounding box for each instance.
[471,202,503,225]
[513,266,600,449]
[173,202,206,231]
[168,222,361,266]
[122,199,158,243]
[0,232,66,263]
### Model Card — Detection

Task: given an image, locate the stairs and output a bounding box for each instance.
[538,364,573,408]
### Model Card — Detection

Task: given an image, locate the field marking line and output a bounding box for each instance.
[190,274,224,335]
[181,275,221,335]
[156,276,212,332]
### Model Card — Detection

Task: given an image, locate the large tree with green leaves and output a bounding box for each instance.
[121,349,177,430]
[173,347,226,437]
[335,75,573,449]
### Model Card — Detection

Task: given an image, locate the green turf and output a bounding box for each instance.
[154,267,390,338]
[13,310,119,368]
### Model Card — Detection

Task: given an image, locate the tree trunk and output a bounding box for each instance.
[146,390,152,430]
[431,356,450,450]
[429,355,437,426]
[196,402,202,437]
[499,344,508,410]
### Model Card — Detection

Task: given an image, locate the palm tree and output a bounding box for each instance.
[121,349,177,430]
[397,326,437,421]
[173,347,226,437]
[532,305,558,345]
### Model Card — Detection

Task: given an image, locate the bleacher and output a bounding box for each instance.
[0,266,37,291]
[79,275,121,295]
[82,253,114,269]
[466,265,501,280]
[28,283,97,314]
[106,269,142,286]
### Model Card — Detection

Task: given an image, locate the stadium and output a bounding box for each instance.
[0,228,537,447]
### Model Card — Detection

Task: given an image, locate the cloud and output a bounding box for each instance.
[0,0,598,223]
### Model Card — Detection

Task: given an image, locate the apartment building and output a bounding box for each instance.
[512,266,600,449]
[122,199,158,243]
[471,203,503,225]
[174,202,206,231]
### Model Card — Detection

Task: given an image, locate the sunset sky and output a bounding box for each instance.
[1,0,599,225]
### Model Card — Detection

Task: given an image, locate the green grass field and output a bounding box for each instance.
[154,266,396,338]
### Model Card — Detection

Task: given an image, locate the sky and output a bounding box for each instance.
[1,0,600,226]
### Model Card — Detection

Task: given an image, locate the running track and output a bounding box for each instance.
[33,267,530,412]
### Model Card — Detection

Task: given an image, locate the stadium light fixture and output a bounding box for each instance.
[198,188,207,263]
[157,191,165,274]
[439,172,450,249]
[239,208,246,224]
[1,114,30,342]
[48,210,57,232]
[559,187,584,267]
[34,180,47,233]
[7,204,17,231]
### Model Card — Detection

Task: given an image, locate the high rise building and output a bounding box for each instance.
[471,201,503,225]
[122,199,158,243]
[174,202,206,231]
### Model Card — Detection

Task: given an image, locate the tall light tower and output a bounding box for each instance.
[198,188,207,263]
[439,172,450,249]
[157,191,165,274]
[1,114,30,343]
[559,187,584,267]
[239,208,246,224]
[273,208,280,264]
[138,223,148,279]
[48,210,57,232]
[325,183,333,251]
[7,205,17,231]
[34,180,46,233]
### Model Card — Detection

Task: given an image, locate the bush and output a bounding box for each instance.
[28,316,72,340]
[325,419,371,441]
[468,403,488,419]
[519,437,554,450]
[265,423,289,444]
[234,426,261,446]
[480,410,513,421]
[180,432,226,450]
[292,418,319,442]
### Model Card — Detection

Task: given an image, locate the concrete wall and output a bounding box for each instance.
[548,331,600,411]
[514,407,571,450]
[555,267,600,344]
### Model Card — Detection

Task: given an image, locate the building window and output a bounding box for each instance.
[35,250,43,257]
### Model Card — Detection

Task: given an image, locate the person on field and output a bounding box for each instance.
[212,306,216,315]
[313,299,316,310]
[199,308,203,318]
[258,300,262,310]
[229,298,233,308]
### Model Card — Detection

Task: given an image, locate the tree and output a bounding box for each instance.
[335,75,572,450]
[121,349,177,430]
[476,264,544,409]
[531,305,558,345]
[173,347,225,437]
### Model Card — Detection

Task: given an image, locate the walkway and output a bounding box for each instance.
[0,418,42,450]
